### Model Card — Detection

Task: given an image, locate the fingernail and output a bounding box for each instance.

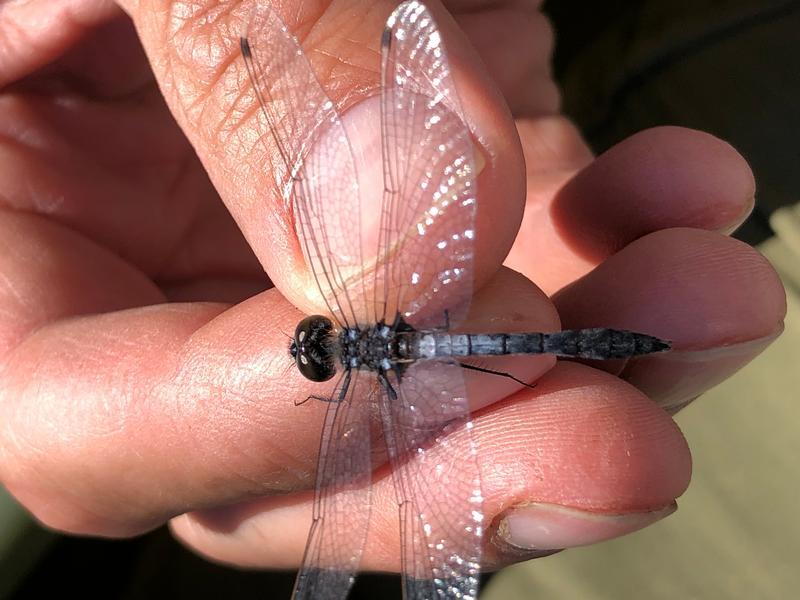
[334,96,484,260]
[717,195,755,235]
[495,502,677,551]
[623,327,783,412]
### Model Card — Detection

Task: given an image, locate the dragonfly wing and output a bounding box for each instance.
[292,371,376,600]
[379,3,483,597]
[380,359,482,600]
[242,2,484,598]
[241,10,374,598]
[241,4,368,329]
[379,0,477,329]
[242,0,478,331]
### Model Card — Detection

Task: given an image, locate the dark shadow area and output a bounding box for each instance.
[10,526,495,599]
[544,0,800,246]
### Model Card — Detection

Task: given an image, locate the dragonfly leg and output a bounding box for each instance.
[378,372,398,401]
[460,362,536,389]
[295,394,337,406]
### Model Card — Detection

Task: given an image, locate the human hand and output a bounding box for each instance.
[0,0,785,574]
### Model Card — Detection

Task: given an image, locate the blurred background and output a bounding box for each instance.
[2,0,798,598]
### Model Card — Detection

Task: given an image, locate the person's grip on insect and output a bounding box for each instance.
[0,0,785,572]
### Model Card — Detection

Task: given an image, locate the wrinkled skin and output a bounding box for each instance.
[0,0,785,572]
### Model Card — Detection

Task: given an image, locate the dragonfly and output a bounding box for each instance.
[239,1,670,598]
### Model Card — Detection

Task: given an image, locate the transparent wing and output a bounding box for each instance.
[240,8,377,594]
[378,3,483,598]
[380,360,482,600]
[292,370,376,600]
[379,0,477,329]
[241,0,477,330]
[242,2,483,599]
[241,4,367,329]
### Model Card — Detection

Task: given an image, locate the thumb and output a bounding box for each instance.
[118,0,525,314]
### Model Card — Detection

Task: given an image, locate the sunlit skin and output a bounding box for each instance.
[0,0,786,574]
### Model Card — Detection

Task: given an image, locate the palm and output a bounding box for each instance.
[0,9,262,302]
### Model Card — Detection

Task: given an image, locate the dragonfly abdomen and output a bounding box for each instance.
[540,328,671,359]
[415,328,670,361]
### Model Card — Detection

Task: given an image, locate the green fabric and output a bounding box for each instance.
[0,490,54,599]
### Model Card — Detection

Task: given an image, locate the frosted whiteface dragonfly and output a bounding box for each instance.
[239,2,670,598]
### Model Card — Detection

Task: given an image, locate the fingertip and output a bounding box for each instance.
[477,362,692,513]
[554,228,786,346]
[553,228,786,408]
[553,126,756,261]
[465,267,559,331]
[160,0,523,319]
[461,267,559,411]
[475,361,690,565]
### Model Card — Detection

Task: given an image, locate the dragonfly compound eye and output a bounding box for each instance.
[293,315,336,382]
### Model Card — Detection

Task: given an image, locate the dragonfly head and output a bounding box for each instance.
[290,315,336,382]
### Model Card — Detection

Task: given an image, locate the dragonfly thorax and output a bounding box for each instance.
[338,322,400,373]
[291,315,417,382]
